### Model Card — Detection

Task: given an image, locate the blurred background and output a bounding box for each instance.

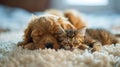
[0,0,120,34]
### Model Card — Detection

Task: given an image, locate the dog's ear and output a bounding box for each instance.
[23,25,33,44]
[57,17,76,30]
[78,27,86,36]
[54,25,65,35]
[66,23,76,29]
[23,15,37,44]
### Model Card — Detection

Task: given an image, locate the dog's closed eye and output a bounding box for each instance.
[31,30,43,37]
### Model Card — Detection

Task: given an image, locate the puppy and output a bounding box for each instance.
[18,15,65,50]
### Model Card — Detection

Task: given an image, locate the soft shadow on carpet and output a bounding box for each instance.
[0,31,120,67]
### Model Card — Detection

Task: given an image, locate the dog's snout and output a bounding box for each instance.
[45,43,53,49]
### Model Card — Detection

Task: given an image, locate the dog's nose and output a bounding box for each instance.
[45,43,53,49]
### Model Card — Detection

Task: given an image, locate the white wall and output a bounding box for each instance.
[50,0,120,13]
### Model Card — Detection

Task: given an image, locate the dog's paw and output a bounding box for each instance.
[23,43,35,50]
[17,41,25,47]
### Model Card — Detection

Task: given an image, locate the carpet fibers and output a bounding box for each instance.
[0,31,120,67]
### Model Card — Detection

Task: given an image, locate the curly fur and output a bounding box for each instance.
[18,15,66,50]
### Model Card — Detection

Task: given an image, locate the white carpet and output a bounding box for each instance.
[0,31,120,67]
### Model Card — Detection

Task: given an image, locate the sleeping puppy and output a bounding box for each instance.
[18,15,65,50]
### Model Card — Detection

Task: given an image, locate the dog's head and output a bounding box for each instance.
[23,15,65,50]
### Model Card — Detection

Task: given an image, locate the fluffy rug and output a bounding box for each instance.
[0,31,120,67]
